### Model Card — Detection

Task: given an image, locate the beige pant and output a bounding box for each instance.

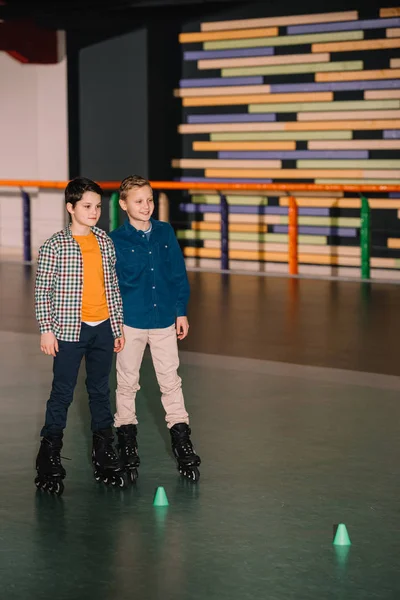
[114,324,189,429]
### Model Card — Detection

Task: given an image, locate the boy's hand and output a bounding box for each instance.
[40,332,59,357]
[114,336,125,353]
[176,316,189,341]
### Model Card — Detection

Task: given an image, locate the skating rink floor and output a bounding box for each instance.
[1,262,400,600]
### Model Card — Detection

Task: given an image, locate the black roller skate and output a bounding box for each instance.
[35,435,66,496]
[116,425,140,483]
[170,423,201,482]
[92,428,126,488]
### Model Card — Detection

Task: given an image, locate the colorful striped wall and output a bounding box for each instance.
[174,7,400,279]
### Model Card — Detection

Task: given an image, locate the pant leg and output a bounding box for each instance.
[41,332,87,437]
[148,324,189,429]
[114,325,148,427]
[84,320,116,432]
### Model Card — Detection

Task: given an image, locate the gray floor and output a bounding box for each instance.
[1,323,400,599]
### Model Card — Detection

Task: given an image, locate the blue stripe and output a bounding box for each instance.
[184,47,274,61]
[180,76,263,88]
[218,151,369,159]
[270,80,400,93]
[288,17,400,35]
[384,131,400,139]
[180,204,328,216]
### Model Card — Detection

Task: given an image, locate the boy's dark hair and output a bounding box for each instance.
[65,177,103,207]
[119,175,152,201]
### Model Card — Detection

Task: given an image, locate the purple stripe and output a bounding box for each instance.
[274,225,356,237]
[389,193,400,198]
[180,204,328,216]
[179,177,273,183]
[270,80,400,93]
[180,77,263,88]
[288,17,400,35]
[188,114,275,123]
[184,47,274,61]
[384,130,400,139]
[218,151,369,159]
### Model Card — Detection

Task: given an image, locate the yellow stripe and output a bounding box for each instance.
[221,60,361,78]
[173,159,282,169]
[198,52,330,70]
[316,68,400,82]
[200,11,358,31]
[179,119,400,133]
[179,27,278,43]
[193,141,296,151]
[284,119,400,130]
[182,91,333,107]
[312,38,400,52]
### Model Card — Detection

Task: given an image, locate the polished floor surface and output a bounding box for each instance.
[1,263,400,599]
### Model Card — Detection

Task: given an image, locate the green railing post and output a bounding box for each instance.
[109,192,120,231]
[360,195,370,280]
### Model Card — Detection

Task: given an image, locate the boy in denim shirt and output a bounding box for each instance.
[110,175,201,482]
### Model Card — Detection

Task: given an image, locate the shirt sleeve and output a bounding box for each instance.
[168,224,190,318]
[35,240,57,334]
[109,239,124,335]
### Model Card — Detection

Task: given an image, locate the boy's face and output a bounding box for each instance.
[67,191,102,228]
[120,185,154,224]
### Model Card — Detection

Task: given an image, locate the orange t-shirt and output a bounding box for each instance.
[73,232,109,322]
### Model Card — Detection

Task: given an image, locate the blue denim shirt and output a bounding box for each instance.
[109,218,190,329]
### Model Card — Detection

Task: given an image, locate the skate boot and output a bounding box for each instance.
[35,434,66,496]
[92,428,126,488]
[170,423,201,482]
[116,425,140,483]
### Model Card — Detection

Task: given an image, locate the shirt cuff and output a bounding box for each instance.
[176,304,187,318]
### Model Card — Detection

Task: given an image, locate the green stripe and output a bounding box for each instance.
[249,100,400,114]
[177,230,326,243]
[210,131,353,141]
[316,178,400,184]
[221,61,362,78]
[298,160,400,169]
[203,30,363,51]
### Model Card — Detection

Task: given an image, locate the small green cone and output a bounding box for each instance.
[153,486,169,507]
[333,523,351,546]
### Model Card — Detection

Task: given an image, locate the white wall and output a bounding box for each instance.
[0,51,68,258]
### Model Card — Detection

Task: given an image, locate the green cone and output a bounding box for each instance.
[153,486,169,507]
[333,523,351,546]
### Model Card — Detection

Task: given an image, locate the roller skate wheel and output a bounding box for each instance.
[128,469,138,484]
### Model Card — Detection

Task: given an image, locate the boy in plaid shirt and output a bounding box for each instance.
[34,177,125,494]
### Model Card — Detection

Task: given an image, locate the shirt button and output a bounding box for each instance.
[149,251,152,254]
[151,268,154,271]
[142,235,145,238]
[154,304,157,307]
[131,249,134,252]
[152,286,155,289]
[165,245,168,248]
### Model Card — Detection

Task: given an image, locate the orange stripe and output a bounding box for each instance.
[193,141,296,151]
[179,27,278,43]
[200,11,358,31]
[175,85,271,97]
[182,91,333,107]
[316,69,400,82]
[387,28,400,37]
[388,238,400,248]
[312,38,400,52]
[284,120,400,131]
[178,119,397,134]
[380,7,400,17]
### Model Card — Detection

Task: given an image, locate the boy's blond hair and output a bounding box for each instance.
[119,175,151,201]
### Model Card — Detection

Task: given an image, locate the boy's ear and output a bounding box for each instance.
[66,202,74,216]
[119,198,127,211]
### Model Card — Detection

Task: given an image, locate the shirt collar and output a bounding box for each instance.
[123,217,159,235]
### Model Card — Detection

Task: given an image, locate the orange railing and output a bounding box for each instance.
[1,179,400,276]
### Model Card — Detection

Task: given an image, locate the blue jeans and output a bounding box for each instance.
[41,320,115,437]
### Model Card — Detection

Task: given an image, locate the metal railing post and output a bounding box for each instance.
[109,192,119,231]
[288,196,298,275]
[360,195,371,280]
[158,191,170,222]
[220,193,229,270]
[22,190,32,263]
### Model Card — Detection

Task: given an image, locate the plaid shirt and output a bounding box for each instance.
[35,225,123,342]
